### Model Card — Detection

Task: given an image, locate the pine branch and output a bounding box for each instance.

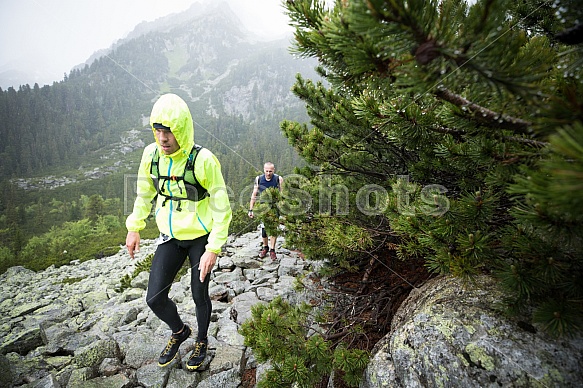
[432,124,547,147]
[430,124,466,140]
[367,125,414,168]
[358,255,377,295]
[324,329,353,342]
[435,87,533,135]
[504,136,548,147]
[366,0,427,44]
[330,159,389,180]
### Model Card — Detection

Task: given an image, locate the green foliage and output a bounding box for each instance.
[280,171,376,275]
[286,215,374,276]
[282,0,583,336]
[229,207,260,237]
[239,296,369,387]
[0,246,13,274]
[85,194,105,223]
[117,251,191,293]
[532,300,582,337]
[15,216,125,272]
[117,253,154,293]
[254,187,284,238]
[62,277,84,285]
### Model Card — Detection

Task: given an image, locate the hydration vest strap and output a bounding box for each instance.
[150,145,208,202]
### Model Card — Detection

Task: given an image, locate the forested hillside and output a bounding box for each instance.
[0,4,316,187]
[0,3,318,273]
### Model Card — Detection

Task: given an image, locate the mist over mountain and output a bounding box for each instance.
[0,56,65,90]
[0,2,318,196]
[0,1,295,91]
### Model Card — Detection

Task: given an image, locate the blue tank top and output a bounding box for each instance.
[257,174,280,194]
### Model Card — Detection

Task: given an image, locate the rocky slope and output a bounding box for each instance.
[2,231,582,387]
[0,231,315,387]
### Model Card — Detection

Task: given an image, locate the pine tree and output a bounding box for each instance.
[254,187,285,239]
[239,296,369,387]
[280,0,583,336]
[85,194,105,224]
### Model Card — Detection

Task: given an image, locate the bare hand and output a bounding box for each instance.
[126,231,141,259]
[198,251,217,282]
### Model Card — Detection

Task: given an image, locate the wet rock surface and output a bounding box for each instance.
[0,231,314,387]
[2,232,581,387]
[361,275,583,388]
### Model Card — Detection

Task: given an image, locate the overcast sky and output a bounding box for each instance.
[0,0,295,87]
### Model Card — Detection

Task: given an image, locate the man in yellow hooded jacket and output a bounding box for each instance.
[125,93,232,371]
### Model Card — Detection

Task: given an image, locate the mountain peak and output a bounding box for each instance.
[125,1,244,41]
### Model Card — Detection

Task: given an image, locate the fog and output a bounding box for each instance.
[0,0,294,89]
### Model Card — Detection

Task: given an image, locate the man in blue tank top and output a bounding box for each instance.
[248,162,284,260]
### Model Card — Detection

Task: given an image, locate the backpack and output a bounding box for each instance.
[150,144,208,210]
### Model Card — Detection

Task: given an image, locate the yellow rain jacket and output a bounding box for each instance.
[126,94,232,253]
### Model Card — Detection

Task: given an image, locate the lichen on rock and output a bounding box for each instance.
[362,275,583,388]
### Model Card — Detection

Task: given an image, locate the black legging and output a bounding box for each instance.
[146,234,211,340]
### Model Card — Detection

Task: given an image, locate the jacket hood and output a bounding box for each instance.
[149,93,194,153]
